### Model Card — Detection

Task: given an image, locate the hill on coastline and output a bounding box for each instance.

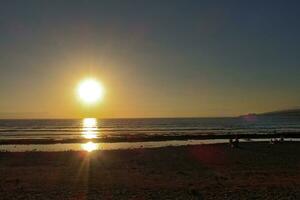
[241,109,300,118]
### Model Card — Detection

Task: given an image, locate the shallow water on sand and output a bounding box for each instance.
[1,139,299,152]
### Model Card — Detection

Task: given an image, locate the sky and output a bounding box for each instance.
[1,0,300,118]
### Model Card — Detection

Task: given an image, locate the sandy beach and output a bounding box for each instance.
[0,142,299,199]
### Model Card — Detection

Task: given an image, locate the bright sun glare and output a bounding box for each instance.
[81,141,98,152]
[77,79,104,104]
[82,118,98,139]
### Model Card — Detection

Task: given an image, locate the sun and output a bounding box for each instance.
[77,79,104,104]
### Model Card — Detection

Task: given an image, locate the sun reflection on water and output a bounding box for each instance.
[82,118,98,139]
[81,141,99,152]
[81,118,100,152]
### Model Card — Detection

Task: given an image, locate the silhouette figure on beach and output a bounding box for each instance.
[270,136,284,144]
[229,138,233,147]
[229,136,239,148]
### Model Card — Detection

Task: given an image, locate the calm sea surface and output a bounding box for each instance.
[0,117,299,140]
[0,117,299,151]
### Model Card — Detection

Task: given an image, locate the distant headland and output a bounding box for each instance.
[241,108,300,118]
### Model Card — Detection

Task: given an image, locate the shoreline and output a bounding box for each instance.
[0,132,299,145]
[1,138,299,152]
[0,140,295,153]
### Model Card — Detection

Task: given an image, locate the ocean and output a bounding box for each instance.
[0,117,299,151]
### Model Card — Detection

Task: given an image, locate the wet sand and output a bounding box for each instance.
[0,142,300,199]
[0,132,299,144]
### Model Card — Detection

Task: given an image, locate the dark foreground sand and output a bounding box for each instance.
[0,142,300,200]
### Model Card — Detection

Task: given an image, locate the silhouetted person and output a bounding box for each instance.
[233,136,239,148]
[280,136,284,143]
[229,138,234,148]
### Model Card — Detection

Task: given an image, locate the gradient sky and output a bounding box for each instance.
[1,0,300,118]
